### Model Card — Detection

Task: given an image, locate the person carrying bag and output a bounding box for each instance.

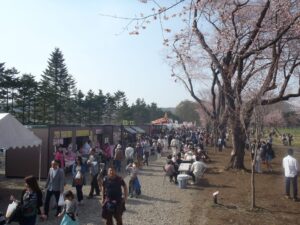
[7,175,46,225]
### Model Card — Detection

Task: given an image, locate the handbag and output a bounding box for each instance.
[75,171,82,179]
[6,202,23,223]
[106,201,117,213]
[74,177,83,185]
[58,194,65,206]
[5,201,18,218]
[60,213,79,225]
[74,171,83,186]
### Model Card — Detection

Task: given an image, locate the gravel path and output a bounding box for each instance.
[2,153,207,225]
[122,154,204,225]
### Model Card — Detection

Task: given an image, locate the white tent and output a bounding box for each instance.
[0,113,42,181]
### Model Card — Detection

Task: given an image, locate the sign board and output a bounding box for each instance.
[76,130,90,137]
[122,120,135,126]
[96,129,103,134]
[54,131,72,138]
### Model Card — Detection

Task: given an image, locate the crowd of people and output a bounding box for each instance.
[3,126,299,225]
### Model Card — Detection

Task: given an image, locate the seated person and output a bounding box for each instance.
[184,151,194,162]
[197,148,211,162]
[164,161,178,184]
[176,153,183,166]
[166,154,173,164]
[188,156,207,184]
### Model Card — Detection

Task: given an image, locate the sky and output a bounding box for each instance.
[0,0,194,108]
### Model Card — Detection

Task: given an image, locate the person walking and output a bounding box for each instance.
[135,143,143,168]
[114,144,123,173]
[58,190,79,225]
[54,147,65,169]
[156,141,162,158]
[282,148,299,201]
[142,139,150,166]
[170,137,179,156]
[102,167,128,225]
[87,150,100,198]
[72,156,86,205]
[10,175,46,225]
[126,162,141,198]
[125,144,134,165]
[44,160,65,218]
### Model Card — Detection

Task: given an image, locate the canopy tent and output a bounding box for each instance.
[0,113,42,181]
[151,113,170,125]
[131,126,145,134]
[123,126,137,135]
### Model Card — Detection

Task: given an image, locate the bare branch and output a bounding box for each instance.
[98,0,186,21]
[243,13,300,58]
[239,0,271,56]
[192,2,223,74]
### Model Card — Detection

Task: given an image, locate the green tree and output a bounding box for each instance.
[74,89,85,124]
[40,48,75,124]
[94,90,106,124]
[36,80,52,123]
[84,90,96,124]
[104,93,116,124]
[175,100,200,125]
[0,66,19,113]
[0,63,6,111]
[15,74,38,124]
[131,98,149,124]
[116,99,131,123]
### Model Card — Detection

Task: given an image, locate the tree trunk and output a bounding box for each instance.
[228,118,246,169]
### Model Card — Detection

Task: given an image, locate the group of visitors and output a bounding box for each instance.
[4,126,299,225]
[282,133,293,146]
[251,139,275,173]
[164,152,207,185]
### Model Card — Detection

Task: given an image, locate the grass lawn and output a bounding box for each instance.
[267,127,300,148]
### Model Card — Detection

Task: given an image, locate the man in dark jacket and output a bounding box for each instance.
[102,167,128,225]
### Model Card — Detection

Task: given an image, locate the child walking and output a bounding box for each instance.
[58,190,79,225]
[126,162,141,198]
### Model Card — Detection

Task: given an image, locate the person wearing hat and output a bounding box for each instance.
[282,148,299,201]
[114,144,123,173]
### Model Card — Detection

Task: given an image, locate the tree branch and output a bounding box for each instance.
[192,1,223,75]
[239,0,270,56]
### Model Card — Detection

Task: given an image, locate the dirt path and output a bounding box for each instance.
[190,146,300,225]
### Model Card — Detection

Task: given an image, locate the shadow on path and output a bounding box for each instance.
[137,194,179,204]
[198,178,233,188]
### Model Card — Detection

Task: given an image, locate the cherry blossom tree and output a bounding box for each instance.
[127,0,300,169]
[101,0,300,168]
